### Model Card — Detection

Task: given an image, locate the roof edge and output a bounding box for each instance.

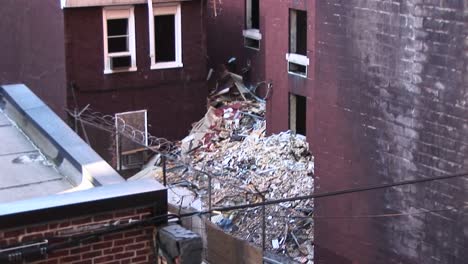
[61,0,192,9]
[0,84,124,187]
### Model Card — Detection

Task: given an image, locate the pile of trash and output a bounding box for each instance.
[131,71,314,263]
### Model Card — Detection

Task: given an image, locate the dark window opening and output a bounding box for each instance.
[289,10,307,56]
[107,19,129,53]
[155,15,176,63]
[245,38,260,50]
[250,0,260,29]
[289,62,307,76]
[290,94,307,136]
[246,0,260,29]
[111,56,131,69]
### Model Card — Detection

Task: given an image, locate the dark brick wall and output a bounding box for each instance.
[206,0,265,88]
[64,2,208,141]
[313,0,468,263]
[0,0,67,117]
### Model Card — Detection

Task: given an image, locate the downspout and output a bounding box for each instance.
[148,0,155,65]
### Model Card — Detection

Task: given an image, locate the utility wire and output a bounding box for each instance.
[181,171,468,217]
[266,206,467,220]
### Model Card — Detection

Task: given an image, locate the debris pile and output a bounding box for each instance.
[131,71,314,263]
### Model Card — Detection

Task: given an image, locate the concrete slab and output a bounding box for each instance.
[0,178,73,203]
[0,152,65,188]
[0,126,36,155]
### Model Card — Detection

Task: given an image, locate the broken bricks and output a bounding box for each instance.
[134,94,314,262]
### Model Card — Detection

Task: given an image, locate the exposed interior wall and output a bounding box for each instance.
[0,0,67,118]
[313,1,468,263]
[64,2,208,143]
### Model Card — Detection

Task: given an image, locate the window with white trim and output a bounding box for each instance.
[287,9,309,77]
[149,4,183,69]
[102,7,137,74]
[243,0,261,50]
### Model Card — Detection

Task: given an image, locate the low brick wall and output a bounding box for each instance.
[1,207,155,264]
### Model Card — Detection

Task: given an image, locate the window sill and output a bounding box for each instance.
[151,62,183,70]
[286,53,309,66]
[104,66,137,74]
[242,29,262,40]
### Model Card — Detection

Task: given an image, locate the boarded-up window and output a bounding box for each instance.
[115,110,148,170]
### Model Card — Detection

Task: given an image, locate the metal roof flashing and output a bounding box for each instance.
[0,84,124,188]
[0,179,167,229]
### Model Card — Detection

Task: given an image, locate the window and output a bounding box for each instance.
[287,9,309,77]
[243,0,261,50]
[289,94,307,136]
[102,7,137,74]
[149,4,182,69]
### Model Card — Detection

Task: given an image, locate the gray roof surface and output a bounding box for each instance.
[0,111,73,203]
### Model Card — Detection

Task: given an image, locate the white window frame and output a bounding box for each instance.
[286,53,309,78]
[102,6,137,74]
[149,3,183,70]
[287,9,309,78]
[243,0,261,50]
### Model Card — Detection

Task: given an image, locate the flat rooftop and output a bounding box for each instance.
[0,111,73,203]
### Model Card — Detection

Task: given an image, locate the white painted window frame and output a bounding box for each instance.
[243,0,261,50]
[102,6,137,74]
[149,3,183,70]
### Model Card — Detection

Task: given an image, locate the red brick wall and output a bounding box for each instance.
[64,2,208,141]
[1,207,155,264]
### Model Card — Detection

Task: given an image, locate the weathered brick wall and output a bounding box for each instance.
[314,0,468,263]
[0,207,155,264]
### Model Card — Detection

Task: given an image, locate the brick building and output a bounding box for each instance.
[0,0,208,162]
[206,0,468,263]
[0,84,168,263]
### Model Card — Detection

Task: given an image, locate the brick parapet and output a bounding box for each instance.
[0,207,155,264]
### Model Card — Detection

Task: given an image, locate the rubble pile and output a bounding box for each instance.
[132,71,315,262]
[179,101,314,262]
[190,126,315,262]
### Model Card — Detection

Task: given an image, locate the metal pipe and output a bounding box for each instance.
[262,196,266,253]
[162,155,167,186]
